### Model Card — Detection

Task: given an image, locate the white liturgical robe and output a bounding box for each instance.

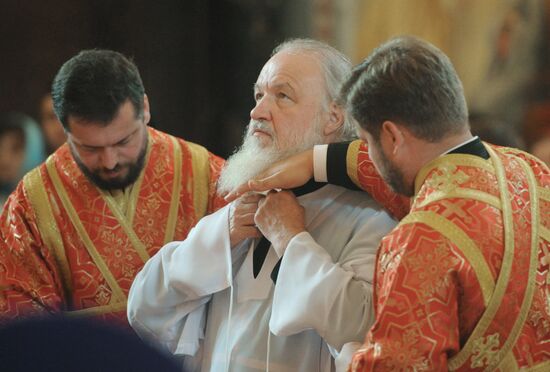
[128,185,396,371]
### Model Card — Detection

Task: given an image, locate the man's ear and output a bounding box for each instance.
[143,94,151,124]
[323,102,345,136]
[380,120,405,155]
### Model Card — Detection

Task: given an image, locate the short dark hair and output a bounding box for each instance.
[52,49,145,130]
[340,36,468,142]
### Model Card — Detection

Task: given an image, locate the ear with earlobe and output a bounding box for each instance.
[381,120,406,155]
[143,94,151,124]
[323,102,345,136]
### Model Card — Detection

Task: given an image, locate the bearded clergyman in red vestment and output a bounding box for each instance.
[0,50,225,327]
[226,36,550,371]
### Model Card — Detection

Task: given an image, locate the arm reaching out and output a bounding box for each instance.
[225,149,314,202]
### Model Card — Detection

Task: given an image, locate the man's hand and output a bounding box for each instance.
[229,193,263,248]
[225,149,314,202]
[254,190,306,255]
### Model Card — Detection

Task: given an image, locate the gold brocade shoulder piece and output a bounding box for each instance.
[414,153,494,196]
[23,165,73,305]
[185,141,210,220]
[45,160,127,305]
[163,135,182,244]
[346,139,363,189]
[448,147,539,371]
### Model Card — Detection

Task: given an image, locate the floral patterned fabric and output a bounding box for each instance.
[0,127,225,327]
[345,140,550,371]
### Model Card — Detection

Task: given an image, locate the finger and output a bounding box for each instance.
[233,212,257,226]
[237,226,263,240]
[225,182,253,202]
[247,174,281,193]
[239,192,264,204]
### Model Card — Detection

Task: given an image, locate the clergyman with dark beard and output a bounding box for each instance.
[0,49,226,327]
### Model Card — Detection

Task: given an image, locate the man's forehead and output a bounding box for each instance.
[255,51,324,89]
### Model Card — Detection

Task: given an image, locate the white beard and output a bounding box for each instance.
[217,119,325,194]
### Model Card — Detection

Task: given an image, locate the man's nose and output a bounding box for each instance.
[100,147,118,170]
[250,96,272,122]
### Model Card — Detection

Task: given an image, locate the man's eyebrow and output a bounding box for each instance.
[253,82,296,93]
[76,128,139,148]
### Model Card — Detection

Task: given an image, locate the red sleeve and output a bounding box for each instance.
[328,140,410,220]
[0,182,64,324]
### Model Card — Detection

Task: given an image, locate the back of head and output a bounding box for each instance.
[340,36,468,142]
[273,39,356,141]
[52,49,145,130]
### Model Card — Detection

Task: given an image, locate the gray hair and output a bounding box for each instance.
[272,39,356,141]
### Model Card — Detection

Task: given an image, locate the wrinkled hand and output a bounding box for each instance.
[225,149,314,202]
[254,190,306,255]
[229,193,263,248]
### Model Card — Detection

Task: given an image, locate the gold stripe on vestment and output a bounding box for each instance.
[186,141,210,220]
[126,133,151,226]
[23,165,74,302]
[449,146,517,370]
[63,300,127,317]
[497,351,519,371]
[415,188,501,211]
[493,156,539,371]
[45,160,127,304]
[346,139,362,189]
[163,135,183,244]
[400,211,495,304]
[526,360,550,372]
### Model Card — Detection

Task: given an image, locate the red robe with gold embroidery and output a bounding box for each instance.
[0,127,225,327]
[340,140,550,371]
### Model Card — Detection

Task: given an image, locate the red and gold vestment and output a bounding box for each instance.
[343,140,550,371]
[0,127,225,326]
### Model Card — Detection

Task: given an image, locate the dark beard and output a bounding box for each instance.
[72,143,148,191]
[378,154,413,197]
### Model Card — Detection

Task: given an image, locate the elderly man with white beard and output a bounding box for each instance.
[127,39,396,372]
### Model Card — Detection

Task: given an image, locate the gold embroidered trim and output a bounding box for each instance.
[400,211,495,304]
[64,300,127,317]
[126,133,151,225]
[526,360,550,372]
[163,135,182,244]
[23,166,74,301]
[540,186,550,202]
[488,156,540,371]
[504,147,550,172]
[496,350,519,371]
[415,152,494,195]
[45,161,126,303]
[186,141,210,220]
[346,139,362,189]
[416,188,501,210]
[449,146,516,370]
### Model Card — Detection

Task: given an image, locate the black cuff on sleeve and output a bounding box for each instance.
[326,142,360,191]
